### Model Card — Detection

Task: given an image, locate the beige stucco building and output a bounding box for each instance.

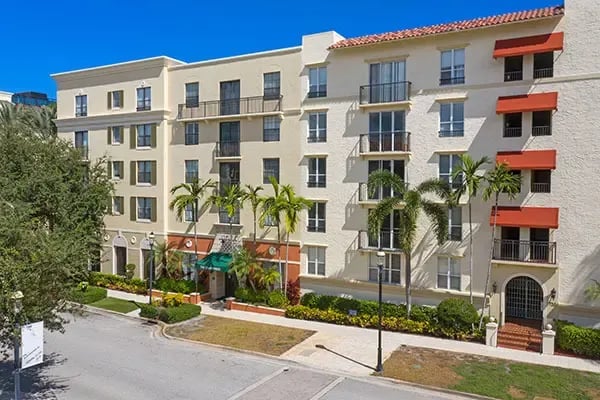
[53,1,600,328]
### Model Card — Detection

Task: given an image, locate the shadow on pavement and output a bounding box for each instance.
[315,344,376,371]
[0,352,68,400]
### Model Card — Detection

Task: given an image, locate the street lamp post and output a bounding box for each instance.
[148,232,155,305]
[11,290,24,400]
[375,250,385,373]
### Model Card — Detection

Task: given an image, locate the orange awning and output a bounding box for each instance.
[490,207,559,229]
[496,150,556,170]
[496,92,558,114]
[493,32,564,58]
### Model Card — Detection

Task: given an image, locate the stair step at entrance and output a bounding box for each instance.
[497,321,542,352]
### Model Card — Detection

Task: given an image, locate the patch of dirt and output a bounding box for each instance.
[584,388,600,400]
[507,386,527,399]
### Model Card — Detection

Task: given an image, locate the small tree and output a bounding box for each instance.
[243,184,264,252]
[260,177,285,289]
[229,248,260,291]
[209,183,245,239]
[153,241,184,280]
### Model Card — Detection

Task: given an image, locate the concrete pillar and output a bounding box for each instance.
[486,318,498,347]
[542,324,556,355]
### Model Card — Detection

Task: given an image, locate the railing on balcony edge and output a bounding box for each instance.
[504,70,523,82]
[531,182,551,193]
[215,141,241,158]
[359,131,411,153]
[533,67,554,79]
[358,182,409,202]
[359,81,411,105]
[178,95,282,119]
[358,230,401,251]
[503,126,523,138]
[532,125,552,136]
[492,239,556,264]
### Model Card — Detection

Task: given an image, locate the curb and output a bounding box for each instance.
[374,375,497,400]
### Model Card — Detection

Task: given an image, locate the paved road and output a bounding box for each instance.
[0,311,471,400]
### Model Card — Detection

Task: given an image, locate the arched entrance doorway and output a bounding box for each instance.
[505,276,543,321]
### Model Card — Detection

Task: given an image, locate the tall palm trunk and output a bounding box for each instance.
[285,232,290,295]
[479,193,499,329]
[405,248,412,318]
[252,209,257,251]
[277,225,282,291]
[468,199,474,305]
[193,203,199,294]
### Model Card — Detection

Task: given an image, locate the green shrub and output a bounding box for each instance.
[299,293,408,319]
[267,290,288,309]
[125,263,136,280]
[138,303,159,319]
[158,304,201,324]
[300,292,319,308]
[556,320,600,358]
[70,286,107,304]
[154,278,199,294]
[410,305,437,323]
[234,287,250,301]
[234,288,269,304]
[162,293,184,308]
[436,298,478,336]
[89,272,147,295]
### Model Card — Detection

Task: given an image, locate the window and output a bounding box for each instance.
[136,124,152,147]
[136,87,151,111]
[137,197,153,221]
[263,213,278,227]
[74,131,88,159]
[368,111,407,152]
[137,161,152,184]
[263,158,280,184]
[308,112,327,142]
[181,253,198,281]
[184,160,198,184]
[111,126,123,144]
[111,91,123,109]
[534,52,554,79]
[437,257,461,290]
[504,113,522,137]
[531,170,551,193]
[75,95,87,117]
[448,207,462,241]
[308,67,327,98]
[185,122,199,145]
[307,202,326,233]
[112,196,124,215]
[532,111,552,136]
[263,116,280,142]
[368,61,407,103]
[219,121,240,157]
[439,102,464,137]
[184,202,197,222]
[112,161,122,180]
[440,48,465,85]
[439,154,463,189]
[307,247,325,276]
[263,72,281,99]
[504,56,523,82]
[308,157,326,188]
[368,253,401,284]
[185,82,199,108]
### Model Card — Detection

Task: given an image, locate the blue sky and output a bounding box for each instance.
[1,0,558,96]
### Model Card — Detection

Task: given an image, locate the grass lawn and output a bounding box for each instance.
[382,346,600,400]
[90,297,139,314]
[165,315,315,356]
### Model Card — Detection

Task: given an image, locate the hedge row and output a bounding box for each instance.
[154,278,204,295]
[234,288,288,309]
[89,272,147,295]
[139,303,201,324]
[556,320,600,359]
[70,286,107,304]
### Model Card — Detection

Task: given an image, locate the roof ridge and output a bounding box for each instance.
[329,5,564,50]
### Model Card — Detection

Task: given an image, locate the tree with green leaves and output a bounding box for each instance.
[585,280,600,301]
[280,184,313,294]
[169,178,215,291]
[243,184,264,252]
[260,177,285,289]
[367,170,451,318]
[452,154,490,304]
[209,183,245,239]
[229,247,260,290]
[153,240,184,280]
[0,104,112,356]
[479,162,521,328]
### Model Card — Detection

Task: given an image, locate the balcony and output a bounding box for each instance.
[503,126,522,138]
[359,82,411,108]
[359,132,411,157]
[358,230,401,252]
[358,182,408,207]
[215,141,241,160]
[532,125,551,136]
[534,67,554,79]
[178,95,283,121]
[531,182,551,193]
[492,239,556,265]
[504,70,523,82]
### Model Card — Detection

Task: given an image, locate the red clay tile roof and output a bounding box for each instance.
[329,5,564,50]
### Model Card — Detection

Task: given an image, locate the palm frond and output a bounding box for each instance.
[421,200,449,245]
[367,169,407,197]
[483,163,521,201]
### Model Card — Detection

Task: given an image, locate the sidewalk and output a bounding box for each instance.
[105,290,600,376]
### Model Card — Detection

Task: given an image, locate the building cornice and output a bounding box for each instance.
[55,110,170,130]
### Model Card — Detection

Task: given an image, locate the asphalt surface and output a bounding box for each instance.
[0,311,472,400]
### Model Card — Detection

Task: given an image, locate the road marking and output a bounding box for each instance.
[309,376,345,399]
[226,367,288,399]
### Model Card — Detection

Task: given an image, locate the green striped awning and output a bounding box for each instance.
[195,252,232,273]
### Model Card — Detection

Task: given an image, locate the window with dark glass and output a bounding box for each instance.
[534,52,554,79]
[137,161,152,184]
[439,102,464,137]
[75,95,87,117]
[504,56,523,82]
[439,154,463,189]
[185,122,199,145]
[136,87,151,111]
[503,113,522,137]
[308,157,326,188]
[308,202,326,233]
[185,82,199,108]
[263,158,279,184]
[263,116,280,142]
[308,112,326,142]
[263,72,281,99]
[448,207,462,241]
[440,49,465,85]
[184,160,198,184]
[137,197,153,220]
[502,170,521,193]
[532,111,552,136]
[308,67,327,98]
[531,170,551,193]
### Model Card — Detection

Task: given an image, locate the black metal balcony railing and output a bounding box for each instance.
[534,67,554,79]
[531,182,551,193]
[439,76,465,86]
[358,229,401,251]
[439,128,464,138]
[358,182,408,202]
[503,126,523,138]
[178,95,282,119]
[307,178,326,188]
[308,134,327,143]
[185,96,199,108]
[504,70,523,82]
[215,141,241,158]
[359,82,411,105]
[532,125,552,136]
[308,89,327,99]
[493,239,556,264]
[359,131,411,153]
[307,223,326,233]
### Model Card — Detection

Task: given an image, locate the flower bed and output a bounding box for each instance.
[150,289,209,305]
[89,272,147,295]
[225,298,285,317]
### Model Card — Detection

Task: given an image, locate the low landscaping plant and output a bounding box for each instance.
[267,290,289,308]
[153,278,202,295]
[70,285,107,304]
[556,320,600,359]
[234,287,269,305]
[436,298,478,338]
[89,272,147,295]
[285,279,301,305]
[139,302,201,324]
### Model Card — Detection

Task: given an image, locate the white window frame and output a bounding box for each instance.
[136,87,151,111]
[185,82,199,107]
[263,116,280,142]
[112,196,123,216]
[185,122,199,145]
[438,153,463,189]
[263,158,280,184]
[184,160,199,184]
[136,124,152,148]
[308,112,327,142]
[307,246,326,276]
[440,48,465,84]
[308,67,327,97]
[111,91,122,109]
[307,202,326,233]
[439,102,464,137]
[137,161,152,184]
[75,95,87,117]
[112,161,122,180]
[448,207,462,242]
[437,257,461,290]
[263,71,281,99]
[308,157,326,188]
[111,126,122,145]
[184,202,196,223]
[137,197,152,221]
[368,253,401,284]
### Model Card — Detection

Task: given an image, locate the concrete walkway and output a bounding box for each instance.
[105,290,600,376]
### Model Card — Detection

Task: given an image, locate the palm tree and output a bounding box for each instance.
[243,184,264,252]
[280,184,313,294]
[479,163,521,328]
[229,247,260,291]
[452,154,490,305]
[153,240,184,279]
[257,266,281,292]
[260,177,285,290]
[368,170,451,318]
[209,183,245,239]
[169,178,215,291]
[0,103,26,136]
